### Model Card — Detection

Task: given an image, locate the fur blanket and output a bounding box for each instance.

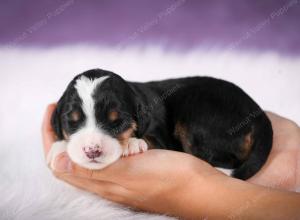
[0,46,299,220]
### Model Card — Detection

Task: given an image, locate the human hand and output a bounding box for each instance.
[42,104,300,218]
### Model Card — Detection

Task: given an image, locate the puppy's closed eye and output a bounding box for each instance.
[108,110,119,122]
[70,111,81,122]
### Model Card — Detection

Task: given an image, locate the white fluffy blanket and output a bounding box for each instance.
[0,46,299,220]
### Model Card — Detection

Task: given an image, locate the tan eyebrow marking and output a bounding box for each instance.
[108,110,119,121]
[71,111,80,122]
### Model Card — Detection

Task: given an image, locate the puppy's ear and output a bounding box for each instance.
[51,104,64,140]
[135,100,151,138]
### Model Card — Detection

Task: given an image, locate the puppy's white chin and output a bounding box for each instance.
[67,141,123,170]
[67,148,122,170]
[79,160,117,170]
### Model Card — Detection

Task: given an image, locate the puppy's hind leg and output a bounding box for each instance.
[233,115,273,180]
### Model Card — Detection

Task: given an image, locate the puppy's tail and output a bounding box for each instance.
[232,114,273,180]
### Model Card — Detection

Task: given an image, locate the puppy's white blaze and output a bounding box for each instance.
[75,75,109,128]
[67,75,123,170]
[215,167,233,176]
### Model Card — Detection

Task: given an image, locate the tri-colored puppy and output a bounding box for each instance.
[47,69,273,180]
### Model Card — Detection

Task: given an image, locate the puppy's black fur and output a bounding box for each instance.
[53,69,273,180]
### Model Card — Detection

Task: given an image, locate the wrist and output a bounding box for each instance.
[172,169,262,219]
[188,173,235,219]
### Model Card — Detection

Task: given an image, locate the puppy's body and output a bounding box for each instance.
[50,69,273,180]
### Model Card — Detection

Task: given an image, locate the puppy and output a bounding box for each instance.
[48,69,273,180]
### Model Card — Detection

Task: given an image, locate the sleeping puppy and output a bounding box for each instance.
[47,69,273,180]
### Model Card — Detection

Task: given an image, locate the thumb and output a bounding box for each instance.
[53,153,73,173]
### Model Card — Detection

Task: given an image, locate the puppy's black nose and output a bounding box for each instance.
[83,145,102,159]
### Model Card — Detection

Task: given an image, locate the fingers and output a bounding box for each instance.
[42,103,57,157]
[265,111,282,120]
[56,172,132,205]
[249,111,300,190]
[266,111,300,132]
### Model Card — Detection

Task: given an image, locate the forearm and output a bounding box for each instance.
[172,174,300,220]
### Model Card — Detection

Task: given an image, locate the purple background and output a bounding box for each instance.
[1,0,300,54]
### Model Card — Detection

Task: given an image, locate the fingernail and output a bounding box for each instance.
[55,154,72,173]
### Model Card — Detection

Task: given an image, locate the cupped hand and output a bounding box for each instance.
[42,104,300,216]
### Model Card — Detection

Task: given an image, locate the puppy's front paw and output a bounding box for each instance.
[122,138,148,157]
[46,141,67,169]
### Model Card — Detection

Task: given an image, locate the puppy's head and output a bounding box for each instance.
[52,69,149,169]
